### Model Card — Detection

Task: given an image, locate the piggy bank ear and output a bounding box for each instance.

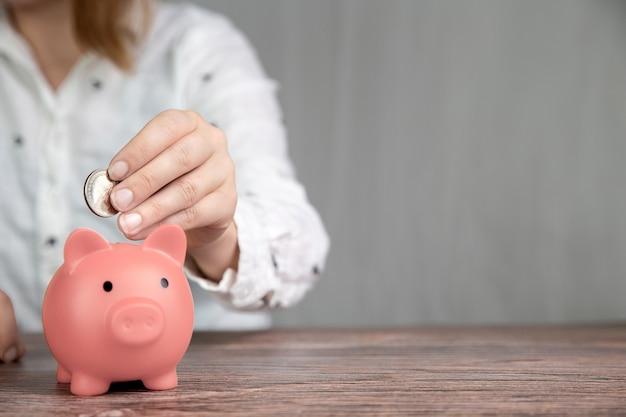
[142,224,187,266]
[65,228,112,272]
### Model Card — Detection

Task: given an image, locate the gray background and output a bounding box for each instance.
[183,0,626,327]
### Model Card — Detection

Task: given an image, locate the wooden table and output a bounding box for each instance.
[1,325,626,416]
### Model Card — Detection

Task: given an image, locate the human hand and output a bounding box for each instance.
[0,290,25,363]
[108,110,239,280]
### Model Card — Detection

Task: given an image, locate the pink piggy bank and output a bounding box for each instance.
[42,224,194,396]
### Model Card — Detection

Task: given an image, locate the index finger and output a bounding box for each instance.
[108,109,198,181]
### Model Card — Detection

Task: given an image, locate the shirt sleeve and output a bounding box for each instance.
[170,5,330,310]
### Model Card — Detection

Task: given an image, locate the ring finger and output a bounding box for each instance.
[117,160,231,237]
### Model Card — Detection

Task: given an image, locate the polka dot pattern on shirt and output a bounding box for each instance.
[91,79,103,90]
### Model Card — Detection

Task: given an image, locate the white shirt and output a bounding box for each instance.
[0,2,329,331]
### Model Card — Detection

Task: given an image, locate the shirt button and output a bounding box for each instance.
[45,236,57,246]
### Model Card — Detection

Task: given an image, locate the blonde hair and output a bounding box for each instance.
[72,0,153,71]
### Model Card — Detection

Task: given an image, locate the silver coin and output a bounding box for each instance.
[84,169,119,217]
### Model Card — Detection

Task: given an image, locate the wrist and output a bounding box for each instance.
[187,222,239,283]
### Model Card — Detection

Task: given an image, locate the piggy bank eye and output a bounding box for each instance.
[160,277,169,288]
[103,281,113,292]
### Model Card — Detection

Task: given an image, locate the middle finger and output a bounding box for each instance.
[110,131,211,213]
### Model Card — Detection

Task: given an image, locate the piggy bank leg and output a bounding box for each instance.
[70,372,111,396]
[56,364,71,383]
[142,369,178,391]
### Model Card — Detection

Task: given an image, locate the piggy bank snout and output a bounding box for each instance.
[107,299,165,346]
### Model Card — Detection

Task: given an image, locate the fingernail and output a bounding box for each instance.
[3,346,16,363]
[111,188,133,211]
[108,160,129,181]
[120,213,142,234]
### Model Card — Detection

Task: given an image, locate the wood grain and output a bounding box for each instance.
[1,325,626,416]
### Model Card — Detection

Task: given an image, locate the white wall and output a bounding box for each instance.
[181,0,626,327]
